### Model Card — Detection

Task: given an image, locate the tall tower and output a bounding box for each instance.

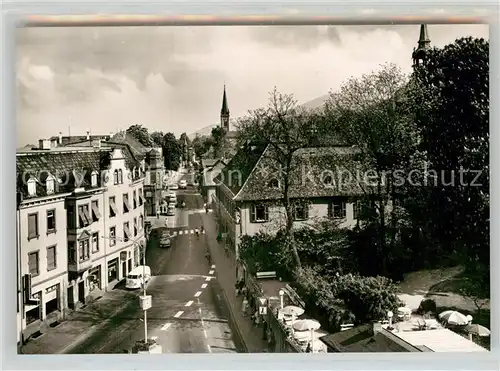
[220,85,230,131]
[412,24,431,67]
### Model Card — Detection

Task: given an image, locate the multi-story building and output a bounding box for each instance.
[213,143,365,259]
[16,145,145,342]
[144,148,166,216]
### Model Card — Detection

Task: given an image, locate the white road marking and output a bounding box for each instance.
[201,283,208,289]
[173,231,177,236]
[161,323,172,331]
[205,277,212,281]
[190,230,194,234]
[151,336,158,341]
[174,311,184,318]
[194,291,202,297]
[211,264,216,269]
[208,270,214,275]
[185,300,194,307]
[203,329,208,338]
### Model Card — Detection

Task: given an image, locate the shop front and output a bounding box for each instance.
[88,265,102,292]
[107,258,119,285]
[120,251,128,279]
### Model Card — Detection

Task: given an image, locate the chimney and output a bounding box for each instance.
[372,321,382,335]
[38,139,51,150]
[86,130,90,140]
[58,132,63,146]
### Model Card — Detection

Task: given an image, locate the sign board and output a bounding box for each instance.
[259,297,267,305]
[139,295,152,311]
[259,306,267,315]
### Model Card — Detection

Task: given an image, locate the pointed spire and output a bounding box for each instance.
[418,24,430,49]
[221,85,229,115]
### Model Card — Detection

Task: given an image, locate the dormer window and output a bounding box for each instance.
[46,175,55,195]
[323,174,334,186]
[114,170,119,185]
[91,171,98,187]
[268,179,280,189]
[118,169,123,184]
[27,177,37,197]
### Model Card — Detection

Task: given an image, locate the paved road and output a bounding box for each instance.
[69,177,239,354]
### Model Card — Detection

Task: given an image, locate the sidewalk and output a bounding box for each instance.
[201,213,269,353]
[20,290,138,354]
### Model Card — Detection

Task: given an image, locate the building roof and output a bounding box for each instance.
[109,131,148,159]
[319,323,423,352]
[64,140,140,170]
[216,144,364,202]
[221,85,229,115]
[49,134,111,146]
[393,328,487,352]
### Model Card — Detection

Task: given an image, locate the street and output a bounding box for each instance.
[68,172,240,354]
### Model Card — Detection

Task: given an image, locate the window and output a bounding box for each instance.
[138,188,144,206]
[46,209,56,234]
[27,213,39,240]
[133,190,137,209]
[123,222,130,242]
[109,196,117,218]
[133,217,138,237]
[91,171,98,187]
[268,179,280,189]
[250,204,269,222]
[28,251,39,276]
[353,200,361,220]
[46,245,56,271]
[329,199,347,219]
[91,232,99,253]
[67,205,76,229]
[323,175,334,185]
[78,205,90,227]
[109,226,116,247]
[118,169,123,184]
[293,203,309,221]
[27,177,37,197]
[123,193,130,213]
[46,176,55,195]
[91,200,100,222]
[68,242,76,264]
[113,170,119,185]
[139,214,144,231]
[79,239,90,262]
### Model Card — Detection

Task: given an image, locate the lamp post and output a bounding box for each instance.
[387,311,394,330]
[279,289,284,309]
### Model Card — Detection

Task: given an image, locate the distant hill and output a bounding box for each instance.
[187,93,329,140]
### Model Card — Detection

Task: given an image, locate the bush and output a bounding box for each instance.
[417,299,437,315]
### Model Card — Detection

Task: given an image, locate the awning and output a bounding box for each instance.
[91,202,101,220]
[124,224,132,239]
[83,207,92,224]
[123,195,131,211]
[78,208,89,226]
[109,198,118,215]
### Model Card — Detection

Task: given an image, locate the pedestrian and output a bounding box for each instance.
[241,297,248,316]
[306,342,312,353]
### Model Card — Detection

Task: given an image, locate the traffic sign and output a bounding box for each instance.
[259,306,267,315]
[259,297,267,305]
[139,295,152,310]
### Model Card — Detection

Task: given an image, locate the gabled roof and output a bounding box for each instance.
[319,323,422,352]
[65,140,141,170]
[109,131,148,159]
[217,144,364,202]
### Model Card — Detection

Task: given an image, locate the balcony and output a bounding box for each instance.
[68,258,93,274]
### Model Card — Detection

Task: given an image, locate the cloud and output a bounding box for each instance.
[16,24,489,146]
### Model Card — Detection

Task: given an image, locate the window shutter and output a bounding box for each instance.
[250,205,256,222]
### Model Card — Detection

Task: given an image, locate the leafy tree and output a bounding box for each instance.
[412,37,489,276]
[210,126,230,159]
[192,135,214,159]
[162,132,182,171]
[150,131,164,147]
[126,124,152,147]
[237,88,324,270]
[323,64,419,276]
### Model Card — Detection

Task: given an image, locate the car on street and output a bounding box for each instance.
[178,179,187,189]
[166,205,176,216]
[125,265,151,289]
[169,183,179,190]
[160,235,171,248]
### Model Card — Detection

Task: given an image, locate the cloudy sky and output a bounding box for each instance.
[16,24,488,146]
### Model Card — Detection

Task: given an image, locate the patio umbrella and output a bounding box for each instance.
[281,305,305,317]
[465,324,490,337]
[438,310,469,326]
[293,319,321,332]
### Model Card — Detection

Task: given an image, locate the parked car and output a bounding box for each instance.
[178,179,187,189]
[160,236,171,248]
[169,183,179,190]
[167,205,176,216]
[125,266,151,289]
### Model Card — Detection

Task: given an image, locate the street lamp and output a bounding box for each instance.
[279,289,284,309]
[387,311,394,329]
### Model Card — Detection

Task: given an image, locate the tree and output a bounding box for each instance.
[162,132,182,171]
[126,124,152,147]
[192,135,213,159]
[210,126,230,159]
[150,131,164,147]
[237,88,324,270]
[412,37,489,276]
[323,64,419,277]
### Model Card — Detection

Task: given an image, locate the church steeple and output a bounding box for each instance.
[412,24,431,67]
[220,85,230,131]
